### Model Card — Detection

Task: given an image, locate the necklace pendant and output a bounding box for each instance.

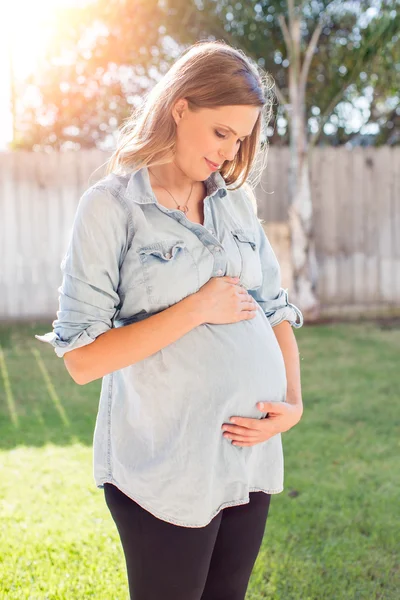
[177,205,189,214]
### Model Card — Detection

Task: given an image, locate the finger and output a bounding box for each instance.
[242,298,257,309]
[225,433,259,443]
[223,431,259,442]
[228,417,263,429]
[236,286,249,294]
[232,440,257,447]
[223,425,259,436]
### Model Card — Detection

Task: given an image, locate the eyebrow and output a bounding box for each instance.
[215,123,252,138]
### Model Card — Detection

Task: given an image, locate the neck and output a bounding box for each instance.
[148,161,196,195]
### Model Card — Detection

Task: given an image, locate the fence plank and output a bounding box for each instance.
[336,147,354,305]
[318,147,339,304]
[364,146,381,310]
[393,146,400,303]
[1,153,18,316]
[378,147,394,303]
[352,148,367,305]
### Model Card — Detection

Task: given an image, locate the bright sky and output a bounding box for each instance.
[0,0,79,149]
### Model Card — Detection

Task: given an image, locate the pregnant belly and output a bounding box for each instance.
[111,309,287,472]
[127,309,287,425]
[196,310,287,412]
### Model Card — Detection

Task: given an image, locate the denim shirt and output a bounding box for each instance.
[35,165,303,528]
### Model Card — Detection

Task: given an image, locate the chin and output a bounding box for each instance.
[191,163,210,181]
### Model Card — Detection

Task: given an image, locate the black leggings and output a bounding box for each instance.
[104,483,271,600]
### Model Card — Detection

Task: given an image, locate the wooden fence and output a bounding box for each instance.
[258,146,400,318]
[0,147,399,320]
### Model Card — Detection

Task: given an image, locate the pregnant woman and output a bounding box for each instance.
[36,40,304,600]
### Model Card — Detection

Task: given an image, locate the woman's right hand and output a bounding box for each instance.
[194,276,258,325]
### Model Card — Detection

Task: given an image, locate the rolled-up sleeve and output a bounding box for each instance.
[35,186,131,357]
[242,185,303,329]
[254,284,304,328]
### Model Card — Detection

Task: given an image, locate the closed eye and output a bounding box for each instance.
[215,130,244,144]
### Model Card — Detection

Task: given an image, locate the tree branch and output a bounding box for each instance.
[274,82,289,109]
[299,20,323,107]
[278,14,292,60]
[308,82,350,147]
[287,0,296,21]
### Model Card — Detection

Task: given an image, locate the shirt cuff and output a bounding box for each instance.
[266,289,304,329]
[34,329,97,358]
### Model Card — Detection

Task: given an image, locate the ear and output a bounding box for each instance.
[172,97,188,125]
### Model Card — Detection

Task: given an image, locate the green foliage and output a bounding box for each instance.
[14,1,400,149]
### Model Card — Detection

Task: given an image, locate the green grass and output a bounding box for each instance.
[0,320,399,599]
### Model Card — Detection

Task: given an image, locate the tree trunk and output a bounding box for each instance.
[286,5,320,320]
[288,148,320,318]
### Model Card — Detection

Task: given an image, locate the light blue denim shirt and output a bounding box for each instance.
[35,165,303,528]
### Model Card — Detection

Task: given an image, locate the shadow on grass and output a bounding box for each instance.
[0,320,101,449]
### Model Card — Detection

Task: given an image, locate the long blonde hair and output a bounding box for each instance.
[104,40,275,191]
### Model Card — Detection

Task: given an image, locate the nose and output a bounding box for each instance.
[219,142,238,163]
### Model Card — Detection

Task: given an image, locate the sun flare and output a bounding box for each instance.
[2,0,78,79]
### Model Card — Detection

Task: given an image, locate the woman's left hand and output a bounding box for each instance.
[221,401,303,447]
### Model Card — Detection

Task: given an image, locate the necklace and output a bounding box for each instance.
[148,168,194,215]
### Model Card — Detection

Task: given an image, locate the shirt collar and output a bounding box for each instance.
[125,165,228,205]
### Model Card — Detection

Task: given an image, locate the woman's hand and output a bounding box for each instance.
[194,276,258,325]
[221,401,303,447]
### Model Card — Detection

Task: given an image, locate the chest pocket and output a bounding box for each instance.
[138,239,200,309]
[231,228,263,290]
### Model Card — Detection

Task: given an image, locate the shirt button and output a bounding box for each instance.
[208,228,214,234]
[165,252,171,259]
[216,269,223,275]
[215,247,221,252]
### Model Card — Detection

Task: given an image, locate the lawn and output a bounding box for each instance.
[0,320,399,599]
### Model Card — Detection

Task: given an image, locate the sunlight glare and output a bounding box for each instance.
[3,0,79,79]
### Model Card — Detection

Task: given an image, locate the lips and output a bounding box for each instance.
[205,158,220,169]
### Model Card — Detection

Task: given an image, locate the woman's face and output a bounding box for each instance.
[172,99,260,181]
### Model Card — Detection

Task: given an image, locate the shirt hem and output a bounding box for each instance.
[98,477,284,528]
